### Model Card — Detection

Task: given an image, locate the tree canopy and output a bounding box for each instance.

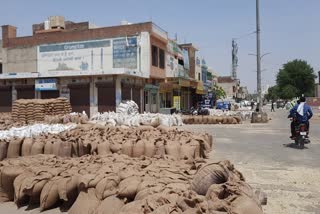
[276,59,316,99]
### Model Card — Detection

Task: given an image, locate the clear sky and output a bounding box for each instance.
[1,0,319,92]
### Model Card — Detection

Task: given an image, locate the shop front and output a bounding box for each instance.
[144,84,159,113]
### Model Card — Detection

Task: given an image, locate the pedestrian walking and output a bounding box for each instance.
[271,101,275,112]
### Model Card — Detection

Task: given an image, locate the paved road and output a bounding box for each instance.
[182,109,320,214]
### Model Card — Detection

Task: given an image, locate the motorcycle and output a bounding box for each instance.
[291,117,311,149]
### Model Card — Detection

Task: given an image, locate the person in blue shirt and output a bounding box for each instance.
[289,97,313,138]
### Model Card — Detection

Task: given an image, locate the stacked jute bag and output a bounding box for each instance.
[0,124,213,161]
[12,98,72,123]
[182,115,242,125]
[0,154,264,213]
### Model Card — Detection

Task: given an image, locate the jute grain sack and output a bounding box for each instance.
[155,141,165,157]
[95,196,125,214]
[109,143,121,154]
[21,138,33,156]
[40,178,60,210]
[13,171,35,205]
[1,166,25,200]
[227,117,234,124]
[68,188,100,214]
[95,176,119,200]
[234,116,242,124]
[232,118,238,124]
[0,141,8,161]
[118,176,142,200]
[119,199,145,214]
[165,140,181,160]
[31,141,45,156]
[191,163,229,195]
[144,140,156,157]
[57,176,79,203]
[59,141,72,157]
[97,142,111,155]
[180,144,195,160]
[7,138,23,158]
[231,195,263,214]
[121,140,133,157]
[132,140,145,158]
[52,140,62,156]
[44,141,54,155]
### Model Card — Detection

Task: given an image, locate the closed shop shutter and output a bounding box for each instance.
[41,90,60,99]
[68,83,90,116]
[16,85,35,99]
[132,86,141,111]
[0,86,12,112]
[121,83,131,101]
[96,81,115,112]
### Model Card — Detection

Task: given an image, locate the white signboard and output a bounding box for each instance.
[38,39,112,73]
[35,78,57,91]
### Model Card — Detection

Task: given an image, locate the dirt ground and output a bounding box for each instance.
[182,109,320,214]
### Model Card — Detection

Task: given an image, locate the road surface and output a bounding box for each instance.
[182,109,320,214]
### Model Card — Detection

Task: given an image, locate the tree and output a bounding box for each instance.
[276,59,316,99]
[213,85,226,100]
[265,86,279,101]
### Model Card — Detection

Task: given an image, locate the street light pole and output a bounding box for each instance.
[256,0,262,112]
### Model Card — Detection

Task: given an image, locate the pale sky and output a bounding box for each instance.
[1,0,319,92]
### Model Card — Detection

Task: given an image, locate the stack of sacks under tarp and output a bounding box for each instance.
[0,155,264,213]
[182,115,242,125]
[12,98,72,123]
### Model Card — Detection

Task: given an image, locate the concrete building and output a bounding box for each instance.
[217,76,240,99]
[0,17,170,115]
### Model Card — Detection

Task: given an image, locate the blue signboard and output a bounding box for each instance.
[113,37,137,69]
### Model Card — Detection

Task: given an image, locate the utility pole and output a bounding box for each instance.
[256,0,262,112]
[232,39,238,80]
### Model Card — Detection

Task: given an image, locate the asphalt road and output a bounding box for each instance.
[182,109,320,214]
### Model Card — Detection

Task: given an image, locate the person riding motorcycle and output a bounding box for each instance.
[288,97,313,138]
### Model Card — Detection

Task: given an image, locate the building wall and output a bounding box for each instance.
[2,46,37,73]
[150,36,166,79]
[218,82,236,98]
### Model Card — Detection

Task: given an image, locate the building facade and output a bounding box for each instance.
[0,17,214,114]
[0,17,172,115]
[217,76,240,99]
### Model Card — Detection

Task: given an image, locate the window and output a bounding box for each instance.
[159,49,165,69]
[0,63,2,74]
[152,45,158,67]
[198,73,201,81]
[178,59,184,66]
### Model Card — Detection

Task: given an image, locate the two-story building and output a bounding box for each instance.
[0,17,170,116]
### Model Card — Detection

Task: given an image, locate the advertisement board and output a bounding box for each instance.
[113,37,137,69]
[38,39,111,73]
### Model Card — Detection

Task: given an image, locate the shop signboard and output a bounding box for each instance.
[173,96,181,110]
[35,78,57,91]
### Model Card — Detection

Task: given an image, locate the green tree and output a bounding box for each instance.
[265,86,279,101]
[213,85,226,100]
[276,59,316,99]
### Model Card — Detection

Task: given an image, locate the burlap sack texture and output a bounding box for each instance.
[0,154,263,213]
[0,113,26,131]
[12,98,72,123]
[0,124,213,161]
[182,115,242,125]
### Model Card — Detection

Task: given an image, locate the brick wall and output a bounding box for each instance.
[2,22,153,48]
[150,36,166,79]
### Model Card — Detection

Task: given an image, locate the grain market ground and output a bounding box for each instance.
[182,109,320,214]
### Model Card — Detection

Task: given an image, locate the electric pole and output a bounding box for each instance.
[256,0,262,112]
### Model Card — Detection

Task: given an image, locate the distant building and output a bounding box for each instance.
[217,76,240,99]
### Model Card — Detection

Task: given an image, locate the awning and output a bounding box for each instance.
[196,82,207,95]
[179,79,190,87]
[159,82,173,93]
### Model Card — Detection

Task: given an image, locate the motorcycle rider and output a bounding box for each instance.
[289,97,313,138]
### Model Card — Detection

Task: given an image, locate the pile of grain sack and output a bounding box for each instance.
[0,154,264,213]
[0,113,25,131]
[12,98,72,123]
[207,109,253,121]
[0,124,212,161]
[91,100,183,127]
[182,115,242,125]
[44,112,89,125]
